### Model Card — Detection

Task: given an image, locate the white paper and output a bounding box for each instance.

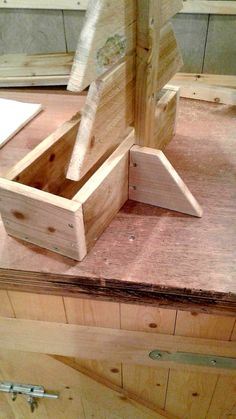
[0,98,42,148]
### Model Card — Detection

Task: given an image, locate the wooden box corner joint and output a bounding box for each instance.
[0,0,202,261]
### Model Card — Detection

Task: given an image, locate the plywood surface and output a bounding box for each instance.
[0,91,236,314]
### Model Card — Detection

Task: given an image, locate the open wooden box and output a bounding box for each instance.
[0,87,186,261]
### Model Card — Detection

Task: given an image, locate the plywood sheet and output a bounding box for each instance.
[0,98,42,148]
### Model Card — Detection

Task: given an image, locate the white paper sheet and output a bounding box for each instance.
[0,98,42,148]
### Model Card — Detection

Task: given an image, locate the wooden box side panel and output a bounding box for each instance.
[5,113,82,199]
[73,132,135,250]
[0,178,87,260]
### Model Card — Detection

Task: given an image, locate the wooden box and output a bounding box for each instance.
[0,87,180,261]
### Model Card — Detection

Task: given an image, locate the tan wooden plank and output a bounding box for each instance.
[175,311,236,341]
[169,81,236,106]
[172,72,236,89]
[73,131,135,250]
[154,87,179,150]
[157,22,183,93]
[0,178,87,260]
[1,318,236,374]
[165,370,218,419]
[0,52,73,78]
[0,291,14,318]
[67,56,135,181]
[56,355,180,419]
[68,0,136,92]
[206,375,236,419]
[166,311,236,419]
[121,305,176,410]
[8,292,67,323]
[129,146,203,217]
[64,298,122,386]
[182,1,236,15]
[0,0,88,8]
[135,0,161,146]
[120,305,176,335]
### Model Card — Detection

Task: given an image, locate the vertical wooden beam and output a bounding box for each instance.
[135,0,162,146]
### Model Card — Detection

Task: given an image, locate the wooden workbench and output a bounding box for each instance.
[0,90,236,419]
[0,89,235,315]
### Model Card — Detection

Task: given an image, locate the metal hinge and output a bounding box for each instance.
[149,350,236,370]
[0,382,59,413]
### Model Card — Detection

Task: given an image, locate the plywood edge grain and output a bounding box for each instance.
[0,269,236,316]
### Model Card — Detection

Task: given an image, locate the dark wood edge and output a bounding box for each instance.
[0,268,236,317]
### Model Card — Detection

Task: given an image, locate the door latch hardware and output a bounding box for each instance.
[0,382,59,413]
[149,350,236,369]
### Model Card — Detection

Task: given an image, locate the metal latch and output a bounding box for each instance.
[0,382,59,413]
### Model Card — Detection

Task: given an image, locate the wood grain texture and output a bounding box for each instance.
[8,292,67,322]
[121,305,176,410]
[154,87,179,150]
[129,146,203,217]
[64,298,122,387]
[0,178,87,260]
[0,0,88,8]
[171,82,236,106]
[172,72,236,89]
[68,0,136,92]
[157,22,183,92]
[73,131,134,250]
[0,291,14,318]
[182,1,236,15]
[1,318,236,374]
[167,303,236,418]
[135,0,161,146]
[0,349,170,419]
[67,56,135,181]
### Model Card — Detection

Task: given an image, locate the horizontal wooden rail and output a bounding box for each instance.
[0,0,235,14]
[1,317,236,375]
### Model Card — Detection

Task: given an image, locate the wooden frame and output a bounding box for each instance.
[1,317,236,376]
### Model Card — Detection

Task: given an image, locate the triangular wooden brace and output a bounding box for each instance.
[129,146,203,217]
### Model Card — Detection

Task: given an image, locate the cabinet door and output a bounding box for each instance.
[0,349,164,419]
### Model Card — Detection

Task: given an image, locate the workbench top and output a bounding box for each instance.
[0,90,235,315]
